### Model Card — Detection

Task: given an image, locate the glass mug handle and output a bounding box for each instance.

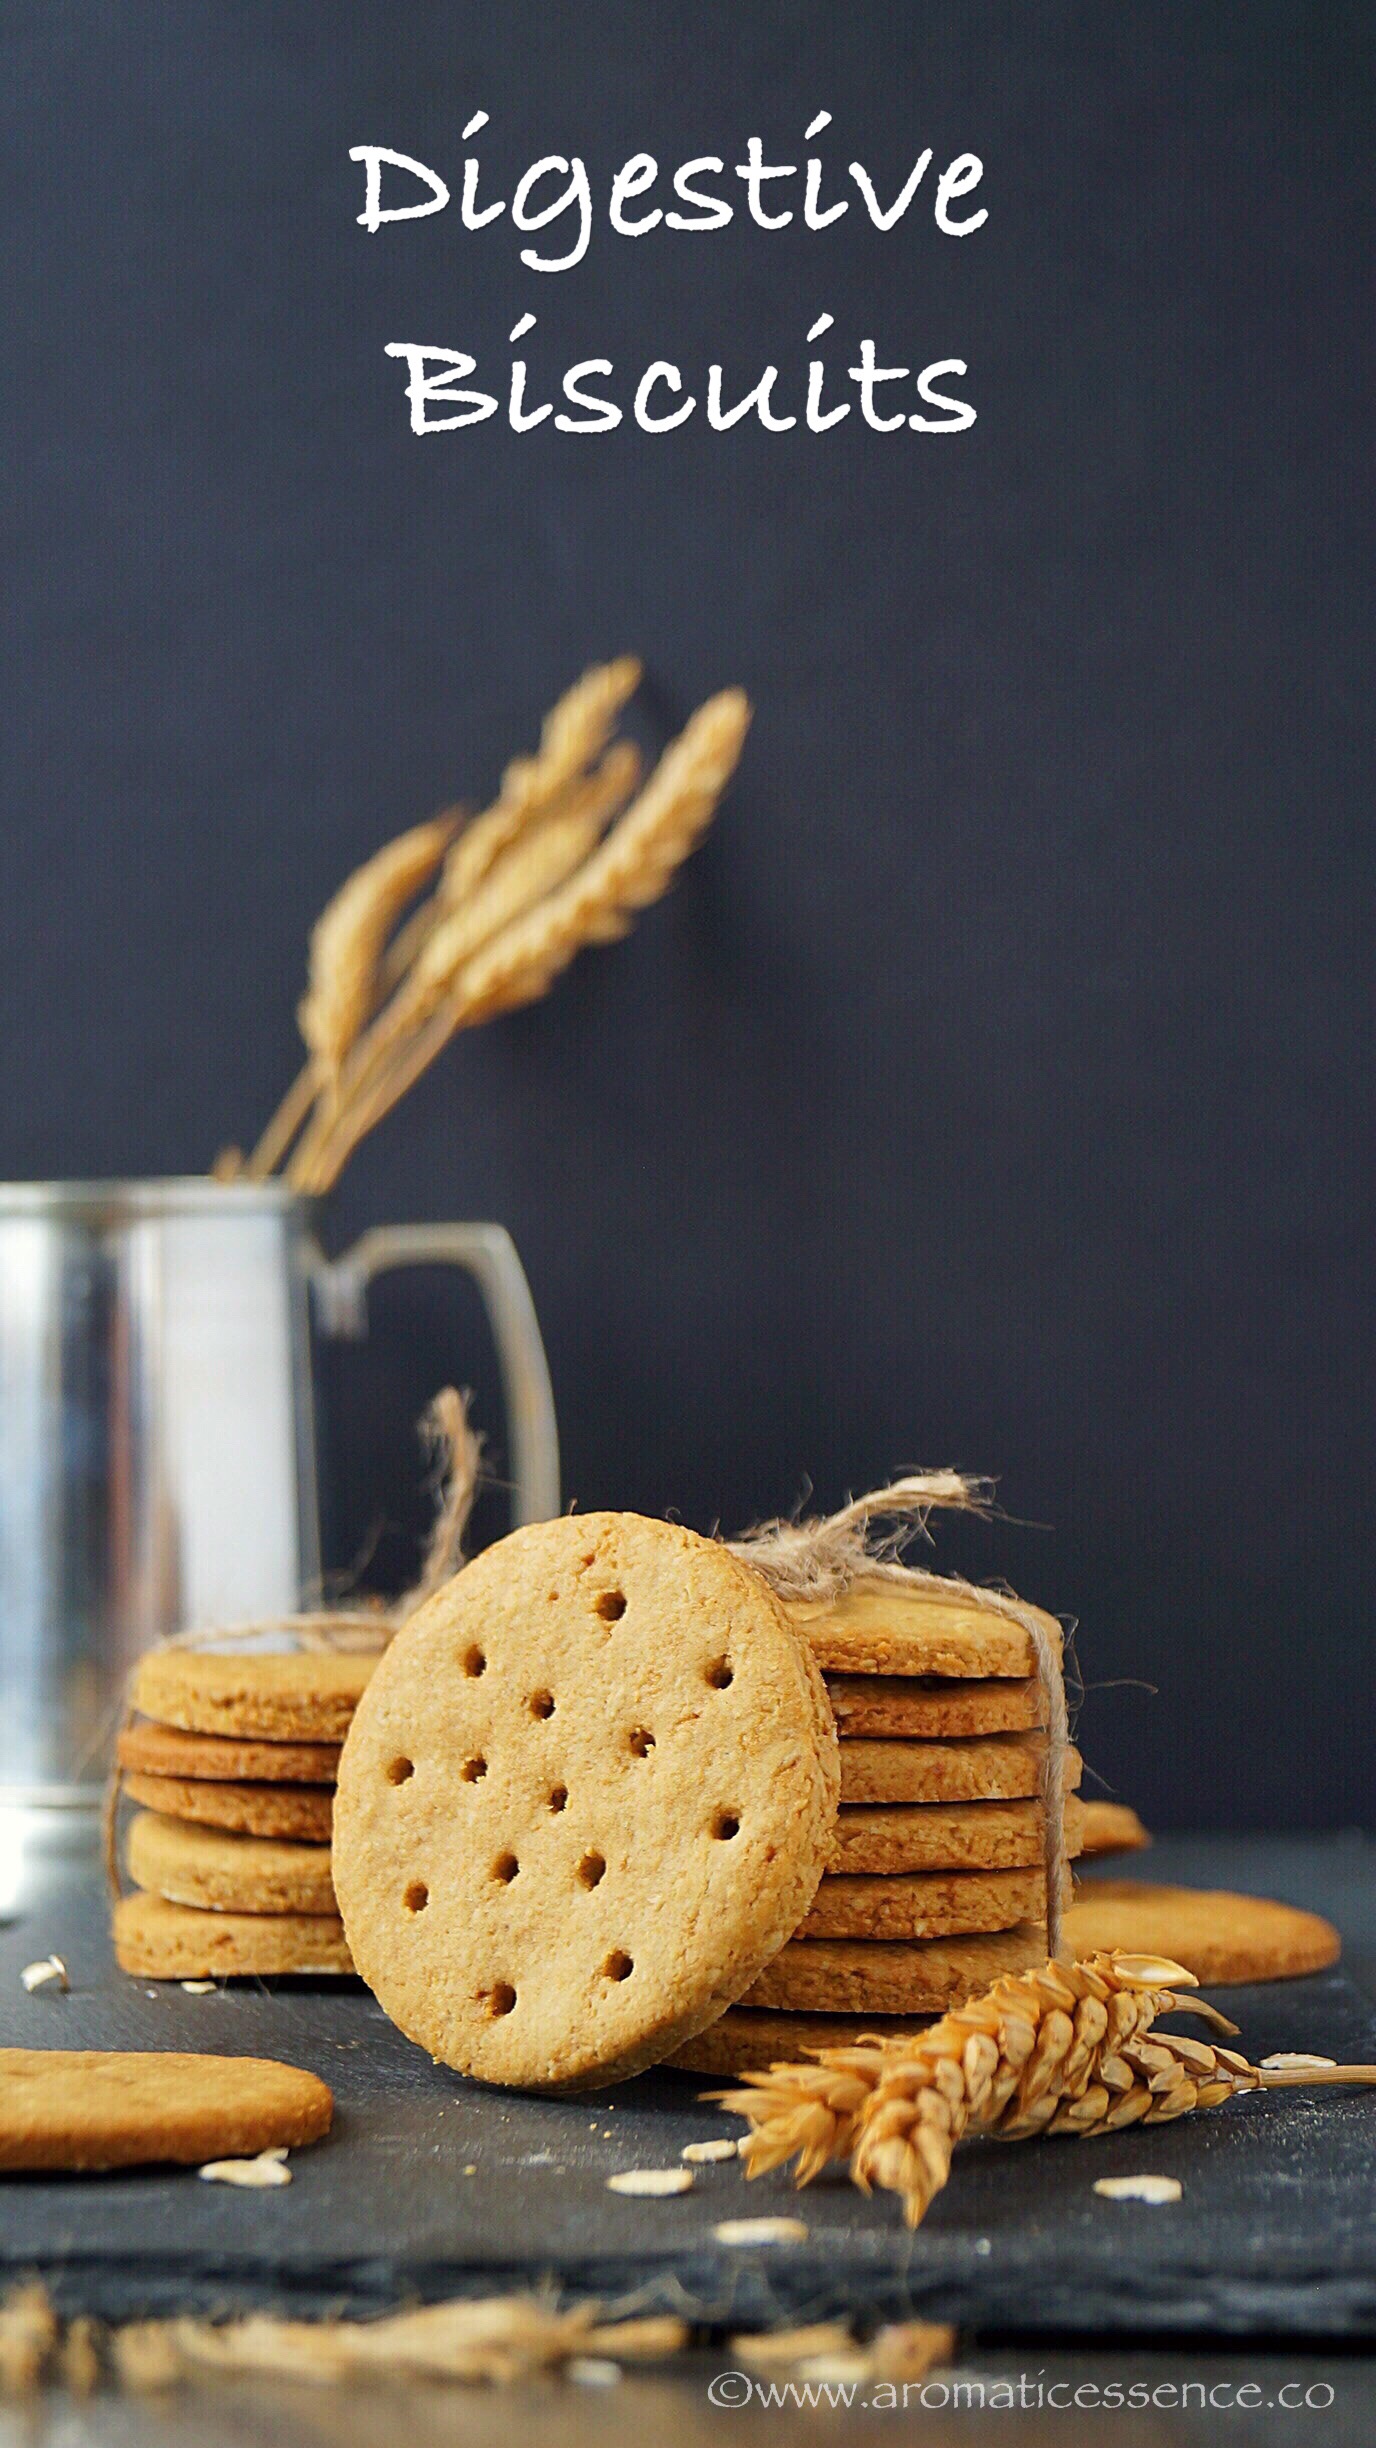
[312,1223,560,1528]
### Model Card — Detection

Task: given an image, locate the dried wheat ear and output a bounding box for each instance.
[234,658,749,1194]
[710,1949,1376,2230]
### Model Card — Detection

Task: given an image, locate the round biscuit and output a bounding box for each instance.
[798,1864,1045,1941]
[838,1732,1081,1806]
[667,2006,937,2076]
[832,1794,1086,1876]
[1065,1879,1340,1984]
[0,2049,333,2171]
[113,1892,353,1979]
[122,1772,333,1842]
[119,1721,341,1784]
[826,1674,1042,1738]
[743,1925,1048,2013]
[131,1650,375,1743]
[789,1584,1063,1680]
[126,1811,335,1915]
[1077,1800,1150,1857]
[332,1512,840,2090]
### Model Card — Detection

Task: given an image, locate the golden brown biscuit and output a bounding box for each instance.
[113,1893,353,1979]
[825,1674,1042,1739]
[789,1584,1063,1680]
[743,1925,1048,2014]
[1065,1880,1340,1984]
[839,1732,1081,1807]
[119,1721,342,1784]
[126,1812,335,1916]
[832,1794,1087,1876]
[799,1865,1043,1941]
[1078,1801,1151,1857]
[666,2006,937,2076]
[132,1650,376,1744]
[0,2049,333,2171]
[121,1772,333,1843]
[333,1511,840,2091]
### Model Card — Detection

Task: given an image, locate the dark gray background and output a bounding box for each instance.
[1,3,1370,1827]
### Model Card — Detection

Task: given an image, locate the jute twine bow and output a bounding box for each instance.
[103,1390,482,1893]
[726,1474,1073,1962]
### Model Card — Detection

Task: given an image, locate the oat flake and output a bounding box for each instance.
[606,2168,694,2198]
[714,2216,809,2245]
[1093,2175,1182,2205]
[198,2147,292,2189]
[21,1956,68,1993]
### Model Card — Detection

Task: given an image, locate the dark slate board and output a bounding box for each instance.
[3,1844,1375,2335]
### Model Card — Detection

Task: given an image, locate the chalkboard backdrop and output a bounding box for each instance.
[2,4,1369,1827]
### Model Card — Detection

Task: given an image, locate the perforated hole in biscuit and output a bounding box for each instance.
[627,1727,654,1758]
[578,1850,606,1889]
[549,1784,568,1813]
[705,1657,733,1688]
[602,1949,633,1982]
[594,1589,627,1623]
[484,1982,516,2017]
[460,1756,487,1783]
[492,1852,519,1884]
[528,1689,555,1719]
[462,1646,486,1677]
[711,1810,741,1841]
[386,1756,414,1785]
[404,1880,429,1912]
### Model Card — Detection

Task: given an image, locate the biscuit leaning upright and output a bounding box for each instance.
[332,1511,840,2090]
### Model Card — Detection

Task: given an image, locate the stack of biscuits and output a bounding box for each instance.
[670,1579,1084,2073]
[111,1544,1137,2067]
[112,1648,376,1981]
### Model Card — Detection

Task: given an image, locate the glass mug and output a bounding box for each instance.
[0,1180,559,1803]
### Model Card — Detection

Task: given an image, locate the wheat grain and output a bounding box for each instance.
[451,654,642,899]
[292,690,749,1192]
[384,744,640,1041]
[287,753,638,1191]
[247,812,454,1178]
[382,656,643,983]
[298,813,456,1084]
[712,1950,1376,2231]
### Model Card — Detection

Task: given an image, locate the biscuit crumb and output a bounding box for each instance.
[714,2216,809,2245]
[1260,2052,1336,2071]
[606,2168,694,2198]
[20,1957,68,1993]
[1093,2174,1182,2205]
[682,2138,737,2164]
[180,1980,216,1995]
[198,2147,292,2189]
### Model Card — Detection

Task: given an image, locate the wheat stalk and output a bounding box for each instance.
[712,1950,1376,2230]
[247,813,455,1177]
[362,744,638,1064]
[234,660,745,1197]
[286,748,639,1193]
[382,657,643,984]
[290,690,749,1193]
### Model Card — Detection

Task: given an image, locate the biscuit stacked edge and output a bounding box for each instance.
[111,1652,372,1978]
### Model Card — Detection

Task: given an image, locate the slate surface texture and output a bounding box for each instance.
[2,1825,1372,2335]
